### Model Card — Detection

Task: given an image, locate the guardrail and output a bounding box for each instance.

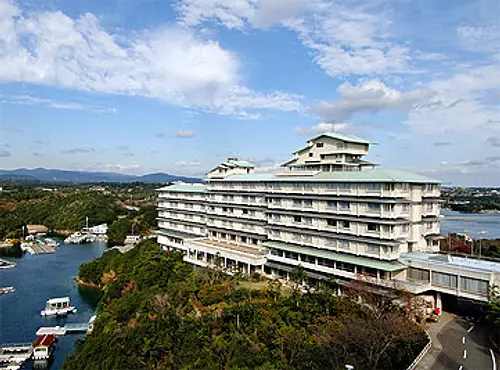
[406,334,432,370]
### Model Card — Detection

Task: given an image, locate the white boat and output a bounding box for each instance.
[0,286,15,295]
[40,297,77,317]
[64,232,95,244]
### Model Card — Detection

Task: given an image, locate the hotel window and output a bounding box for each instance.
[339,183,351,191]
[383,183,394,191]
[367,203,381,212]
[231,235,236,241]
[302,235,312,243]
[273,214,281,221]
[303,217,312,224]
[338,262,355,273]
[285,251,299,260]
[327,219,337,227]
[316,142,324,148]
[367,244,379,254]
[309,153,314,157]
[402,224,408,232]
[243,209,249,215]
[301,254,315,264]
[432,272,457,288]
[366,183,381,191]
[402,204,409,212]
[293,216,302,223]
[293,184,303,190]
[367,224,380,232]
[252,238,258,245]
[402,183,409,191]
[460,277,489,295]
[293,200,302,206]
[273,198,281,206]
[271,248,281,256]
[326,183,337,190]
[408,267,429,282]
[318,258,335,268]
[339,201,350,210]
[426,222,433,230]
[426,203,434,211]
[339,240,349,249]
[303,200,313,208]
[241,236,247,243]
[341,221,350,229]
[426,184,435,191]
[327,201,337,209]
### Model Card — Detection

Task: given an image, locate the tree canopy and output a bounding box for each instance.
[65,241,428,370]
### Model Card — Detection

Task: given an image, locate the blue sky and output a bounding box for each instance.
[0,0,499,186]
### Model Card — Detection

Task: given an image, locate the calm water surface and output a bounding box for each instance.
[0,239,106,369]
[441,210,500,239]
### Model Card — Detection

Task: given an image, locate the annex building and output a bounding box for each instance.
[157,132,499,306]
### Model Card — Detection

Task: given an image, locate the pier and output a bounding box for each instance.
[26,244,55,255]
[36,322,89,336]
[0,343,33,366]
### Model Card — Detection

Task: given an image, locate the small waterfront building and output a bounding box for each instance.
[157,132,500,306]
[32,334,57,360]
[27,225,48,235]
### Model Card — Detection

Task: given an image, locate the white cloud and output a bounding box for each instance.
[457,26,500,53]
[0,125,20,132]
[93,163,140,172]
[0,1,302,117]
[244,156,275,165]
[176,130,196,138]
[315,79,431,122]
[176,0,415,76]
[0,94,117,113]
[295,122,351,136]
[0,150,11,157]
[176,0,306,30]
[405,65,500,134]
[61,147,96,154]
[486,136,500,148]
[176,160,201,167]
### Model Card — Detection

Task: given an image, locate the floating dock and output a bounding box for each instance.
[36,322,89,336]
[26,244,55,255]
[0,342,33,367]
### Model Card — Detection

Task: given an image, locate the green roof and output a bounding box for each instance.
[210,168,441,184]
[316,132,371,145]
[262,241,407,272]
[157,183,208,193]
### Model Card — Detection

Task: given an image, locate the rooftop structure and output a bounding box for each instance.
[157,131,500,306]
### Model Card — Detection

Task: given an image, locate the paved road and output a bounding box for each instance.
[431,316,497,370]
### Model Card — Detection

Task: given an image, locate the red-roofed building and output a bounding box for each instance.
[33,334,57,360]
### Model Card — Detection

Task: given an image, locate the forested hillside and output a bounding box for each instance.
[65,240,428,370]
[0,184,157,241]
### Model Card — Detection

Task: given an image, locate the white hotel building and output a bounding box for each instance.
[157,132,500,306]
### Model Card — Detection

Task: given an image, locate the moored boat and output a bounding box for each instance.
[40,297,77,317]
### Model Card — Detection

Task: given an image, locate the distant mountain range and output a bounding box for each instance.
[0,168,201,184]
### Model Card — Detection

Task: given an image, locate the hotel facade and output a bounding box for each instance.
[157,133,500,306]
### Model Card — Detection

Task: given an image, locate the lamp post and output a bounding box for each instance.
[479,230,488,258]
[463,230,471,255]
